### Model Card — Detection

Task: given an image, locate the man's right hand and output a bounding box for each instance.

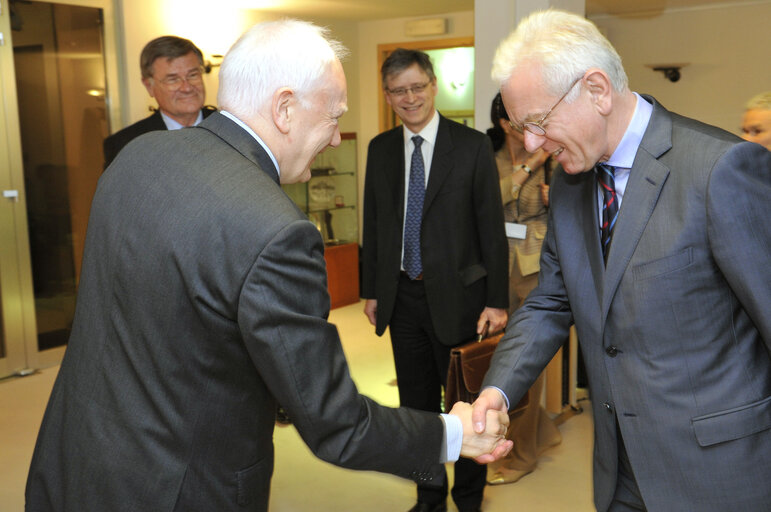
[449,401,513,464]
[363,299,377,326]
[471,387,508,435]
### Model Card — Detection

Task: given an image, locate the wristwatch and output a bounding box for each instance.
[516,164,532,174]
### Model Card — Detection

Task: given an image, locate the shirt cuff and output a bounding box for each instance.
[439,413,462,463]
[485,385,510,410]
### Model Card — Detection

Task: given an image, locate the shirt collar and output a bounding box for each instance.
[402,110,439,146]
[160,109,203,130]
[605,93,653,169]
[219,110,281,178]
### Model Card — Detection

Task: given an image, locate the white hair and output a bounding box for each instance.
[491,9,628,101]
[217,19,348,119]
[745,91,771,111]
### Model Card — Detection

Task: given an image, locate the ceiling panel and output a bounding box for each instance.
[248,0,747,20]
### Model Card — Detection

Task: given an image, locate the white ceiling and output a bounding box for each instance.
[252,0,748,20]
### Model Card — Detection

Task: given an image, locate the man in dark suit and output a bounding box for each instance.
[473,10,771,512]
[361,49,509,512]
[102,35,216,168]
[25,20,513,512]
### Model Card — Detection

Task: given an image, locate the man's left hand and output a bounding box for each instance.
[477,307,508,335]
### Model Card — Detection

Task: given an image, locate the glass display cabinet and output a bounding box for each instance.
[283,132,358,245]
[282,132,359,308]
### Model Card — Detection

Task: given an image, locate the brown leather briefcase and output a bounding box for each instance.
[444,330,529,415]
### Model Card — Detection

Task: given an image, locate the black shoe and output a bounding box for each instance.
[407,502,447,512]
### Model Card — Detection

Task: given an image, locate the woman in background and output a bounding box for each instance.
[485,92,562,485]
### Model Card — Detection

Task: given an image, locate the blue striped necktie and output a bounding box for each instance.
[597,163,618,263]
[403,136,425,279]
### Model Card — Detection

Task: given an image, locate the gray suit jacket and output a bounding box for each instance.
[26,113,444,512]
[484,97,771,511]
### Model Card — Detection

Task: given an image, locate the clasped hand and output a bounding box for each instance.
[448,401,513,464]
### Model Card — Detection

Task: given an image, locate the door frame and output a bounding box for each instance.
[0,0,121,376]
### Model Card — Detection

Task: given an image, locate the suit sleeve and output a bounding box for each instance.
[473,136,509,309]
[482,176,574,405]
[360,138,378,299]
[237,218,444,484]
[707,142,771,352]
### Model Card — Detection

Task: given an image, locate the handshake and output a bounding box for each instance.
[448,388,513,463]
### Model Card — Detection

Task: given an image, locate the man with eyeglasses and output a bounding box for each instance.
[361,48,509,512]
[103,35,216,168]
[472,9,771,512]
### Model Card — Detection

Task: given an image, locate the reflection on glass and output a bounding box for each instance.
[12,2,107,351]
[0,275,5,358]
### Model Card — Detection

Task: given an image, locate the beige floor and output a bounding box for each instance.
[0,300,595,511]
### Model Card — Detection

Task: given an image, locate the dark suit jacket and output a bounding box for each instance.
[102,106,217,168]
[484,97,771,511]
[361,114,509,346]
[26,112,445,512]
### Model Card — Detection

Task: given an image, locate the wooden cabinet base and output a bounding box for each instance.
[324,242,359,309]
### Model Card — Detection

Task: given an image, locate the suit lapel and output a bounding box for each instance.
[198,112,280,184]
[601,98,673,320]
[423,116,453,214]
[390,129,408,224]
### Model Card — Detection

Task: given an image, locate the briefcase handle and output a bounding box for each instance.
[476,322,488,343]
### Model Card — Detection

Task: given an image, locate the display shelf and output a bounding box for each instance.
[282,133,359,309]
[282,133,358,245]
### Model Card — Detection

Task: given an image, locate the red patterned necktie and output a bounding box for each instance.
[597,163,618,263]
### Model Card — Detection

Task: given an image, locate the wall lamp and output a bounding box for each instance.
[204,55,224,74]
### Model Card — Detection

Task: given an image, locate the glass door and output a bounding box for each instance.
[0,0,118,378]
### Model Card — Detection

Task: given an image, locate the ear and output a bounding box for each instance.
[272,87,294,135]
[142,77,155,98]
[384,89,393,108]
[583,69,613,115]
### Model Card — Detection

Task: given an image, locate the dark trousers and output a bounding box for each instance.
[609,422,647,511]
[389,275,486,510]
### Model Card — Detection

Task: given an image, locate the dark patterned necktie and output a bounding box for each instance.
[403,136,425,279]
[597,163,618,263]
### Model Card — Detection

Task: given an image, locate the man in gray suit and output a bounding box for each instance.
[25,20,511,512]
[472,10,771,512]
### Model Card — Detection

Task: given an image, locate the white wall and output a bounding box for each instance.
[110,2,770,245]
[590,1,771,135]
[116,0,281,126]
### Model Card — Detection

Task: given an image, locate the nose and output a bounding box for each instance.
[329,127,342,148]
[523,130,545,153]
[178,78,195,92]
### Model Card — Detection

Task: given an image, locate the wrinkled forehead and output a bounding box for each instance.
[385,63,432,88]
[152,52,201,74]
[743,108,771,124]
[315,59,348,113]
[500,64,548,120]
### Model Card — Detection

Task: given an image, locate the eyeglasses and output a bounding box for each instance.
[510,76,583,136]
[154,69,204,91]
[385,81,431,97]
